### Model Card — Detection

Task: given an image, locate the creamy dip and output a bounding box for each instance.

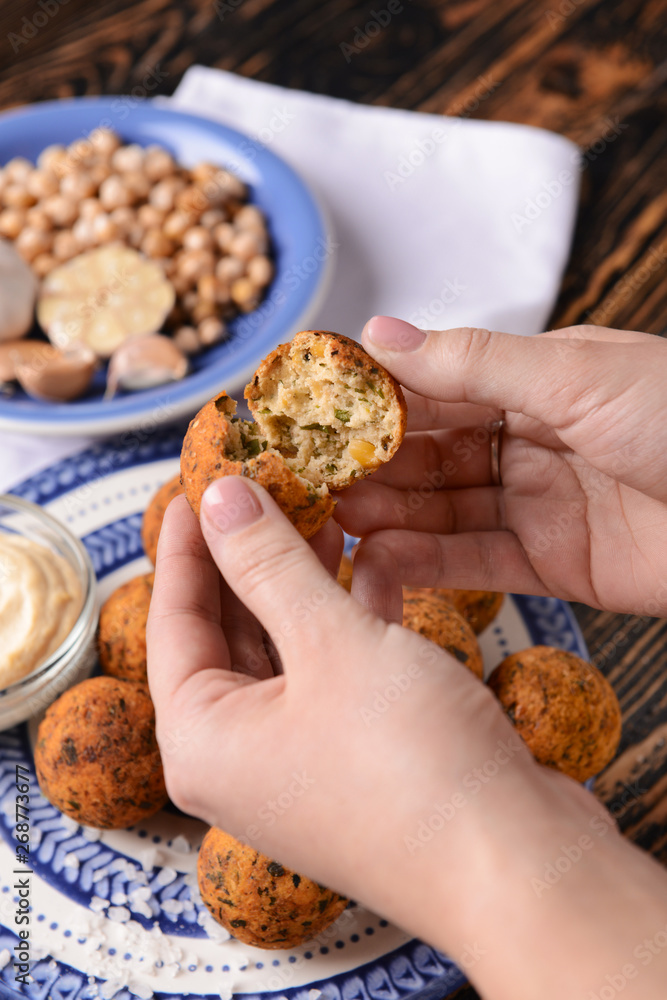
[0,533,83,689]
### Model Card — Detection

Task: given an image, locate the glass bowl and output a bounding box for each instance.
[0,495,98,731]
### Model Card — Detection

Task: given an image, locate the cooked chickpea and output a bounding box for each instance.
[212,222,235,252]
[231,277,260,310]
[111,144,145,173]
[163,210,193,240]
[91,213,120,243]
[348,439,377,467]
[67,139,96,167]
[124,171,151,201]
[246,255,273,286]
[72,217,96,249]
[15,227,51,261]
[0,209,25,239]
[215,255,245,284]
[4,157,33,183]
[141,229,175,258]
[192,300,217,324]
[177,249,215,283]
[137,204,166,229]
[99,175,134,210]
[90,162,113,186]
[230,229,268,261]
[143,147,176,181]
[89,128,121,159]
[127,223,146,249]
[27,169,59,200]
[25,207,52,232]
[42,194,78,227]
[32,253,57,277]
[175,186,208,215]
[3,184,36,209]
[80,198,104,220]
[182,226,213,252]
[36,144,66,173]
[198,317,227,346]
[215,280,232,305]
[190,163,218,184]
[52,230,80,261]
[60,172,97,200]
[173,326,201,355]
[197,273,217,302]
[181,290,199,313]
[109,206,135,236]
[149,177,185,212]
[200,209,227,229]
[234,204,266,232]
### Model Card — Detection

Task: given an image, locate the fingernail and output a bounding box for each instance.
[202,476,263,535]
[364,316,427,353]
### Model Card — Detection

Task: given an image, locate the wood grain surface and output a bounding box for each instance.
[2,1,666,997]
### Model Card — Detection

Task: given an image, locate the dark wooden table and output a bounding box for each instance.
[3,1,666,996]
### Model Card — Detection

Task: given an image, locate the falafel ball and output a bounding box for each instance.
[141,474,184,565]
[35,675,167,828]
[198,826,349,949]
[487,646,622,781]
[402,589,483,679]
[98,572,154,683]
[337,554,353,592]
[439,589,504,634]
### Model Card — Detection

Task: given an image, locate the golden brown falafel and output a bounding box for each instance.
[141,474,184,565]
[402,589,483,678]
[438,589,504,635]
[34,675,167,828]
[487,646,622,782]
[98,572,154,683]
[198,827,349,949]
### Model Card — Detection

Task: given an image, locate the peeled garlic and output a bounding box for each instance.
[0,239,38,342]
[37,245,175,358]
[105,334,188,398]
[14,342,97,401]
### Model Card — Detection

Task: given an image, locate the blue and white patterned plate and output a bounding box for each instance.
[0,98,333,437]
[0,428,588,1000]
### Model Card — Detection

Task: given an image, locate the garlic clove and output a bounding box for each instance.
[0,339,57,384]
[105,334,188,399]
[0,239,38,342]
[14,342,97,401]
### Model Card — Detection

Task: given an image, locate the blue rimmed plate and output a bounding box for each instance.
[0,428,588,1000]
[0,98,333,437]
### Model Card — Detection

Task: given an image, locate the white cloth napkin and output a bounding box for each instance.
[0,68,580,491]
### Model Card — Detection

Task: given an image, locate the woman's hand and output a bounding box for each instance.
[334,319,667,617]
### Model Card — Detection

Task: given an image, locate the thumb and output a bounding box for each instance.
[360,316,664,435]
[200,476,354,662]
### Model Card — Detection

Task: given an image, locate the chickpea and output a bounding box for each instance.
[149,177,185,213]
[72,217,96,249]
[27,169,59,200]
[234,204,266,233]
[197,273,217,303]
[163,210,193,241]
[32,252,57,277]
[109,206,135,236]
[37,144,67,173]
[182,226,213,252]
[173,325,201,355]
[42,194,78,227]
[4,157,33,183]
[127,223,146,249]
[89,128,121,159]
[52,230,80,261]
[246,254,274,287]
[231,277,260,311]
[230,229,268,261]
[170,273,191,296]
[25,207,52,232]
[67,138,96,167]
[143,147,176,181]
[99,175,134,210]
[198,317,227,346]
[212,169,247,201]
[124,170,151,201]
[175,186,208,215]
[200,209,227,229]
[111,144,145,173]
[91,213,120,244]
[15,227,51,261]
[137,204,166,229]
[176,249,215,284]
[215,255,245,284]
[89,162,113,187]
[141,229,175,258]
[212,222,235,252]
[190,162,219,184]
[192,300,217,324]
[80,198,104,220]
[215,280,232,305]
[0,209,25,239]
[181,290,199,312]
[3,184,36,210]
[60,172,97,200]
